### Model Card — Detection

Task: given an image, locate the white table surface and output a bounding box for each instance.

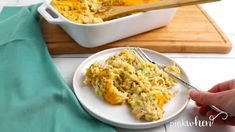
[1,0,235,131]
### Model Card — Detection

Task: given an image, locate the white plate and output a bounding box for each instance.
[73,47,190,129]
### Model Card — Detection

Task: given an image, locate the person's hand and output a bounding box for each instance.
[189,79,235,125]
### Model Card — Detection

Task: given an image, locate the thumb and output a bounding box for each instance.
[189,89,219,106]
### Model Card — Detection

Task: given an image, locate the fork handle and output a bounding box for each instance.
[163,69,233,118]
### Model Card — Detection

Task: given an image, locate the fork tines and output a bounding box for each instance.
[132,47,155,64]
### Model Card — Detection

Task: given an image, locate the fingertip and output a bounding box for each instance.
[190,90,218,106]
[189,89,199,100]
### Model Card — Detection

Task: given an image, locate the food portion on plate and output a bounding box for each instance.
[51,0,160,24]
[84,49,181,121]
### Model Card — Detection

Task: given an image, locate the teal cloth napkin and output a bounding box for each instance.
[0,5,115,132]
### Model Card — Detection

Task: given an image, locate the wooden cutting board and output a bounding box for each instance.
[40,5,232,54]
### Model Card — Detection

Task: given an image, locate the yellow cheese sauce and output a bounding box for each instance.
[51,0,160,24]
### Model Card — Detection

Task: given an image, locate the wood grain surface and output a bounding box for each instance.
[40,5,232,54]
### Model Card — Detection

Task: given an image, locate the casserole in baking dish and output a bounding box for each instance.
[38,0,176,47]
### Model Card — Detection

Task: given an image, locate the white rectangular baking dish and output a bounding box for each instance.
[38,0,176,48]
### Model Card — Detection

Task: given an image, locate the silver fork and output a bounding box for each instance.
[132,47,232,120]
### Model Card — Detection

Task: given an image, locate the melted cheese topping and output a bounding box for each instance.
[84,49,180,121]
[123,0,157,6]
[51,0,160,24]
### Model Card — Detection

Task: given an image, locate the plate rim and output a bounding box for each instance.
[72,47,190,129]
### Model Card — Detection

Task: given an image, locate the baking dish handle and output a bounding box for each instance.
[38,4,63,24]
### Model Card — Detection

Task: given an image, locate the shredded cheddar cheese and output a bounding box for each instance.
[51,0,160,24]
[122,0,158,6]
[84,49,180,121]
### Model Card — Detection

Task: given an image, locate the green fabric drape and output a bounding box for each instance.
[0,5,115,132]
